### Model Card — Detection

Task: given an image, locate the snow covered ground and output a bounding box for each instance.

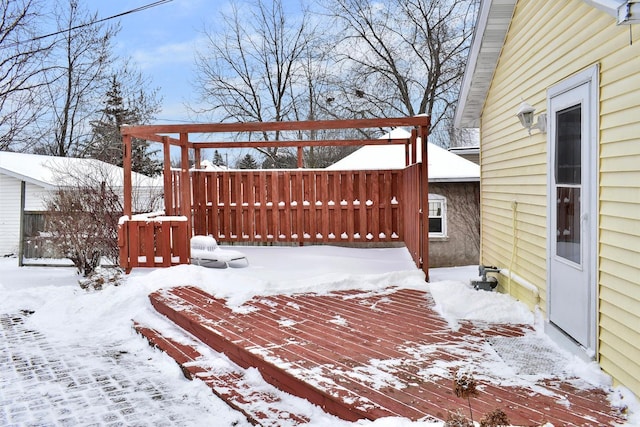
[1,246,638,426]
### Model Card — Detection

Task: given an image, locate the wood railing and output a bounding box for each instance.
[118,213,189,271]
[188,169,404,244]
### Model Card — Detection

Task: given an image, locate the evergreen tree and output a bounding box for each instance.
[237,153,259,169]
[212,150,226,166]
[87,75,161,176]
[261,152,297,169]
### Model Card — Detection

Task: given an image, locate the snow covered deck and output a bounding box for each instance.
[135,285,626,425]
[120,117,432,278]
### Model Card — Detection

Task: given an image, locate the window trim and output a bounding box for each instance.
[428,194,447,238]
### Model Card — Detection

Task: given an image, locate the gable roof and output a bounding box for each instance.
[454,0,625,129]
[326,129,479,182]
[0,151,161,189]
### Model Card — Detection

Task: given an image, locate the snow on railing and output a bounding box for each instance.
[118,212,189,271]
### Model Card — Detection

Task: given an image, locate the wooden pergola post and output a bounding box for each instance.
[123,133,133,217]
[179,133,192,238]
[418,117,431,281]
[297,146,304,168]
[410,128,418,166]
[194,147,202,169]
[162,136,172,215]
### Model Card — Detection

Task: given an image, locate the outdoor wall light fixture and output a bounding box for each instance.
[618,0,640,24]
[516,101,547,135]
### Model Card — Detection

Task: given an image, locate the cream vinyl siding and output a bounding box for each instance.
[479,0,639,395]
[599,45,640,394]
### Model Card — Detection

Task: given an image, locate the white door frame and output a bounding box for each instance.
[546,65,599,357]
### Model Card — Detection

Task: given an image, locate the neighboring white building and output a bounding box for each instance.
[0,151,162,257]
[194,159,229,171]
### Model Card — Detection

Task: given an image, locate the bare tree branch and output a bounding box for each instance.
[192,0,317,164]
[44,160,163,276]
[0,0,52,150]
[325,0,478,147]
[35,0,118,157]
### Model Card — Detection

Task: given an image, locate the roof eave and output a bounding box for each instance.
[454,0,518,130]
[0,167,53,189]
[583,0,624,17]
[454,0,627,130]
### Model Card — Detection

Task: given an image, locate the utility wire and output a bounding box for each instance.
[3,0,173,48]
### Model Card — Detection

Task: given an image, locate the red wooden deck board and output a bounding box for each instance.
[233,292,613,425]
[147,286,626,426]
[152,287,418,420]
[216,299,470,416]
[133,322,310,426]
[164,287,541,419]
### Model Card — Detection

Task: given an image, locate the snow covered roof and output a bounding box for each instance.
[326,129,479,182]
[0,151,162,189]
[192,159,229,171]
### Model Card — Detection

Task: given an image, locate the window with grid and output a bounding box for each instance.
[428,195,446,237]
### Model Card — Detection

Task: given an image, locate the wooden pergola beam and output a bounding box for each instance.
[183,138,409,150]
[120,116,428,138]
[122,131,181,145]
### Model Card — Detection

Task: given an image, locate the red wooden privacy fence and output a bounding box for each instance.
[119,165,422,269]
[188,169,403,244]
[402,163,422,266]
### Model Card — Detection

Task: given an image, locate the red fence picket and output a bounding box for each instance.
[189,169,404,244]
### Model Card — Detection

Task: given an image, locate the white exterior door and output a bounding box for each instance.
[547,67,598,351]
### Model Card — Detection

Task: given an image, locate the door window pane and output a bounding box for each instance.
[556,105,581,185]
[556,187,581,264]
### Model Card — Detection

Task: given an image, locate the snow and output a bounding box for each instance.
[0,151,161,189]
[326,128,480,182]
[429,280,534,330]
[0,246,638,426]
[192,159,228,171]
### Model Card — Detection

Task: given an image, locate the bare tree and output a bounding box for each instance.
[193,0,315,166]
[46,180,120,277]
[44,160,163,276]
[325,0,478,147]
[193,0,367,167]
[35,0,117,157]
[0,0,52,151]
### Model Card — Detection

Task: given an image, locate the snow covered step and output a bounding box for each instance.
[144,286,627,426]
[146,288,399,422]
[133,322,310,426]
[147,286,496,422]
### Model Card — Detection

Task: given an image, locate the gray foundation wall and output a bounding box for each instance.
[427,181,480,268]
